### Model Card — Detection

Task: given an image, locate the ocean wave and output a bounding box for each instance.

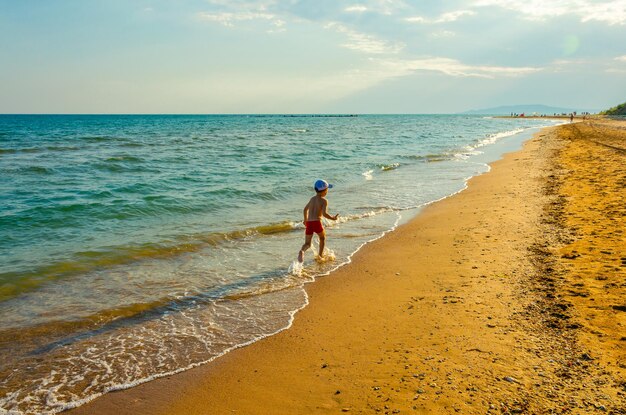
[0,284,309,415]
[0,221,301,302]
[0,207,398,303]
[451,127,529,160]
[92,160,149,173]
[119,142,146,148]
[12,165,56,175]
[328,207,396,226]
[2,196,202,232]
[79,135,121,142]
[0,297,175,350]
[104,155,143,163]
[378,162,400,171]
[404,153,450,162]
[0,147,30,154]
[201,187,280,202]
[0,145,84,155]
[470,127,527,151]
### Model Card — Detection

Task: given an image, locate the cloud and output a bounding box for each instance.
[404,16,426,23]
[196,11,278,27]
[551,58,592,65]
[375,57,542,78]
[345,5,369,13]
[250,57,541,106]
[607,55,626,72]
[326,22,405,54]
[405,10,475,24]
[266,19,286,33]
[353,0,408,16]
[473,0,626,25]
[429,30,456,38]
[436,10,476,23]
[272,57,544,105]
[206,0,276,10]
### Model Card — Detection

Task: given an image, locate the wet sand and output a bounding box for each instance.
[69,119,626,414]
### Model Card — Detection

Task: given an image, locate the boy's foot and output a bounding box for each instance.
[297,250,304,263]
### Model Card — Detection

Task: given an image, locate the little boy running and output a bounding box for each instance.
[297,179,339,262]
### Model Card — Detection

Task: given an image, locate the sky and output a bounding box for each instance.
[1,0,625,114]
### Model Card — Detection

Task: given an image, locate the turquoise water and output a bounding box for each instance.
[0,114,558,414]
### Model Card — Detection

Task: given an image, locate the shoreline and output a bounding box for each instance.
[68,120,625,414]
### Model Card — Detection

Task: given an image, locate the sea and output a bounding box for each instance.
[0,114,561,414]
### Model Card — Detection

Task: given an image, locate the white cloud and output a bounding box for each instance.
[436,10,476,23]
[266,19,286,33]
[194,55,541,110]
[302,56,539,103]
[345,5,369,13]
[405,16,426,23]
[473,0,626,25]
[340,0,409,16]
[405,9,475,24]
[365,0,408,15]
[551,58,591,65]
[196,11,278,27]
[429,30,456,38]
[375,57,542,78]
[606,56,626,72]
[277,57,543,105]
[326,23,405,54]
[206,0,276,10]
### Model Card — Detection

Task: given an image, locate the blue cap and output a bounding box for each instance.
[314,179,333,192]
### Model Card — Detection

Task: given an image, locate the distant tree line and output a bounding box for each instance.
[601,101,626,116]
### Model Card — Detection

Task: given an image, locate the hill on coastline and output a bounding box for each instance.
[461,104,593,115]
[601,101,626,115]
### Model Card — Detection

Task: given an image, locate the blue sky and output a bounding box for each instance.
[1,0,625,113]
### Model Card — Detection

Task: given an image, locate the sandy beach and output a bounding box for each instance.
[69,119,626,414]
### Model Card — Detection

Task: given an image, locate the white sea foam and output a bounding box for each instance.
[288,260,303,276]
[454,127,528,160]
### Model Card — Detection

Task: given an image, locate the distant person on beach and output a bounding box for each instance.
[570,113,574,122]
[298,179,339,262]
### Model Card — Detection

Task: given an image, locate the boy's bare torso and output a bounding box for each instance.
[305,195,327,222]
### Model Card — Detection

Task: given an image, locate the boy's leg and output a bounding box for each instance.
[298,234,313,262]
[317,231,326,258]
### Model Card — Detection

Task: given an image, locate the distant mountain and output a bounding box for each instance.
[601,101,626,115]
[461,104,595,115]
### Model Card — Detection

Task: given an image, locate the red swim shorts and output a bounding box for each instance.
[305,220,324,235]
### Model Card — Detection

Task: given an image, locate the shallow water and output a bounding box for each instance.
[0,114,559,414]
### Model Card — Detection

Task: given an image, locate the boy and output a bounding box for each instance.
[297,179,339,262]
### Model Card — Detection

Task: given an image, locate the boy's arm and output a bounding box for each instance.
[303,201,310,222]
[321,199,339,221]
